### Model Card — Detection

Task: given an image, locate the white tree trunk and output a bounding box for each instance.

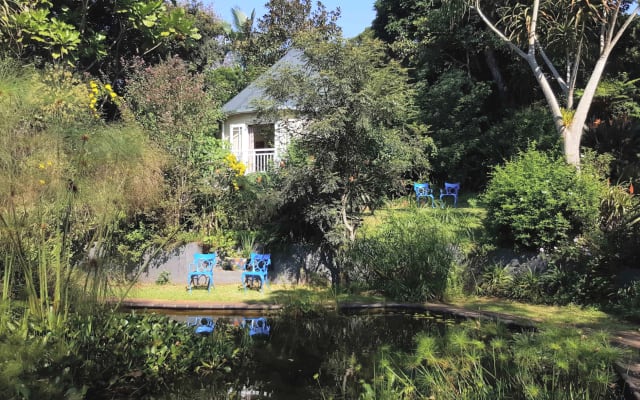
[471,1,639,167]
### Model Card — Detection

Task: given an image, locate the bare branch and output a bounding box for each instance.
[528,0,540,55]
[472,1,528,59]
[608,5,640,51]
[607,1,623,46]
[535,38,568,94]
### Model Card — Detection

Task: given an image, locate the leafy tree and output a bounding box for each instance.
[0,0,206,78]
[455,0,640,166]
[420,69,492,186]
[124,56,224,229]
[261,33,431,285]
[372,0,546,186]
[236,0,342,69]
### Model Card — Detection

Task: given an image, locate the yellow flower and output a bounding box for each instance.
[38,163,45,169]
[89,81,97,88]
[39,179,46,185]
[104,83,113,91]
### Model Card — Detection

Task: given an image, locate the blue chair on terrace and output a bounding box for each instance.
[413,182,436,207]
[241,253,271,292]
[439,182,460,208]
[187,253,217,292]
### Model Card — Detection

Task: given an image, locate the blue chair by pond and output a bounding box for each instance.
[439,182,460,208]
[413,182,436,207]
[241,253,271,292]
[187,253,217,292]
[242,317,270,337]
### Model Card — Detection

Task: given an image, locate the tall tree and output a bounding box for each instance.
[459,0,640,166]
[236,0,341,69]
[260,32,431,285]
[0,0,205,78]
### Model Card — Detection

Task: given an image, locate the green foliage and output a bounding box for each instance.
[262,34,431,286]
[235,0,342,69]
[482,147,606,251]
[125,56,227,230]
[0,0,207,75]
[347,208,481,302]
[0,309,244,398]
[421,69,492,185]
[364,321,623,399]
[0,60,163,322]
[204,65,251,104]
[155,270,170,285]
[611,280,640,321]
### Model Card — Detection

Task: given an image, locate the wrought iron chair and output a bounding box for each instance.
[241,253,271,292]
[439,182,460,208]
[187,253,217,292]
[413,182,436,207]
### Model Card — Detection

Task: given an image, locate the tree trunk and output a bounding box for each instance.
[484,48,508,106]
[565,50,613,166]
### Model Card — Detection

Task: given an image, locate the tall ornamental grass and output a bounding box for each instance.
[362,321,624,400]
[347,207,481,301]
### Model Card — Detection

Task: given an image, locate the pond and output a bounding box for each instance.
[161,310,457,399]
[151,310,623,400]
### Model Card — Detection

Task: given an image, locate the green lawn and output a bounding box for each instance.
[113,282,639,334]
[450,296,639,333]
[112,282,385,306]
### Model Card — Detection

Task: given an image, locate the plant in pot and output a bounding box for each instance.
[228,231,257,270]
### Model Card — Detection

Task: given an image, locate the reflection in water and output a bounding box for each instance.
[186,316,215,335]
[242,317,271,337]
[166,311,453,399]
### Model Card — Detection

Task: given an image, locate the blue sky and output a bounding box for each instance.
[206,0,377,38]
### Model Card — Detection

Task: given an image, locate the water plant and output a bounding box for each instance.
[361,321,624,400]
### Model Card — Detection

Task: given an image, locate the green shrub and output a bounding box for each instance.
[482,148,606,251]
[155,270,170,285]
[0,309,245,399]
[363,322,624,399]
[347,209,467,302]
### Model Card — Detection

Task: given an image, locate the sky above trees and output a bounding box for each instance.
[208,0,376,37]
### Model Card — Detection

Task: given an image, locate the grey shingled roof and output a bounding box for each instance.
[222,48,306,115]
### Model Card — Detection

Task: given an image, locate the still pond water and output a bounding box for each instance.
[162,310,458,399]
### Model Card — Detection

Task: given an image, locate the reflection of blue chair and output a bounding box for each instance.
[187,253,217,292]
[242,317,270,337]
[439,182,460,208]
[241,253,271,292]
[186,316,215,335]
[413,183,436,207]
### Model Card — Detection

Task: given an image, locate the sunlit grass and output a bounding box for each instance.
[113,283,385,306]
[450,296,639,332]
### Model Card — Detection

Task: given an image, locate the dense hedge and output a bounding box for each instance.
[482,148,606,251]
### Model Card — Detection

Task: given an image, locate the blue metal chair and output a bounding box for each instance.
[241,253,271,292]
[187,253,217,292]
[413,182,436,207]
[439,182,460,208]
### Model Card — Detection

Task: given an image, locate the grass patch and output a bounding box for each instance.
[113,283,385,306]
[450,296,639,332]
